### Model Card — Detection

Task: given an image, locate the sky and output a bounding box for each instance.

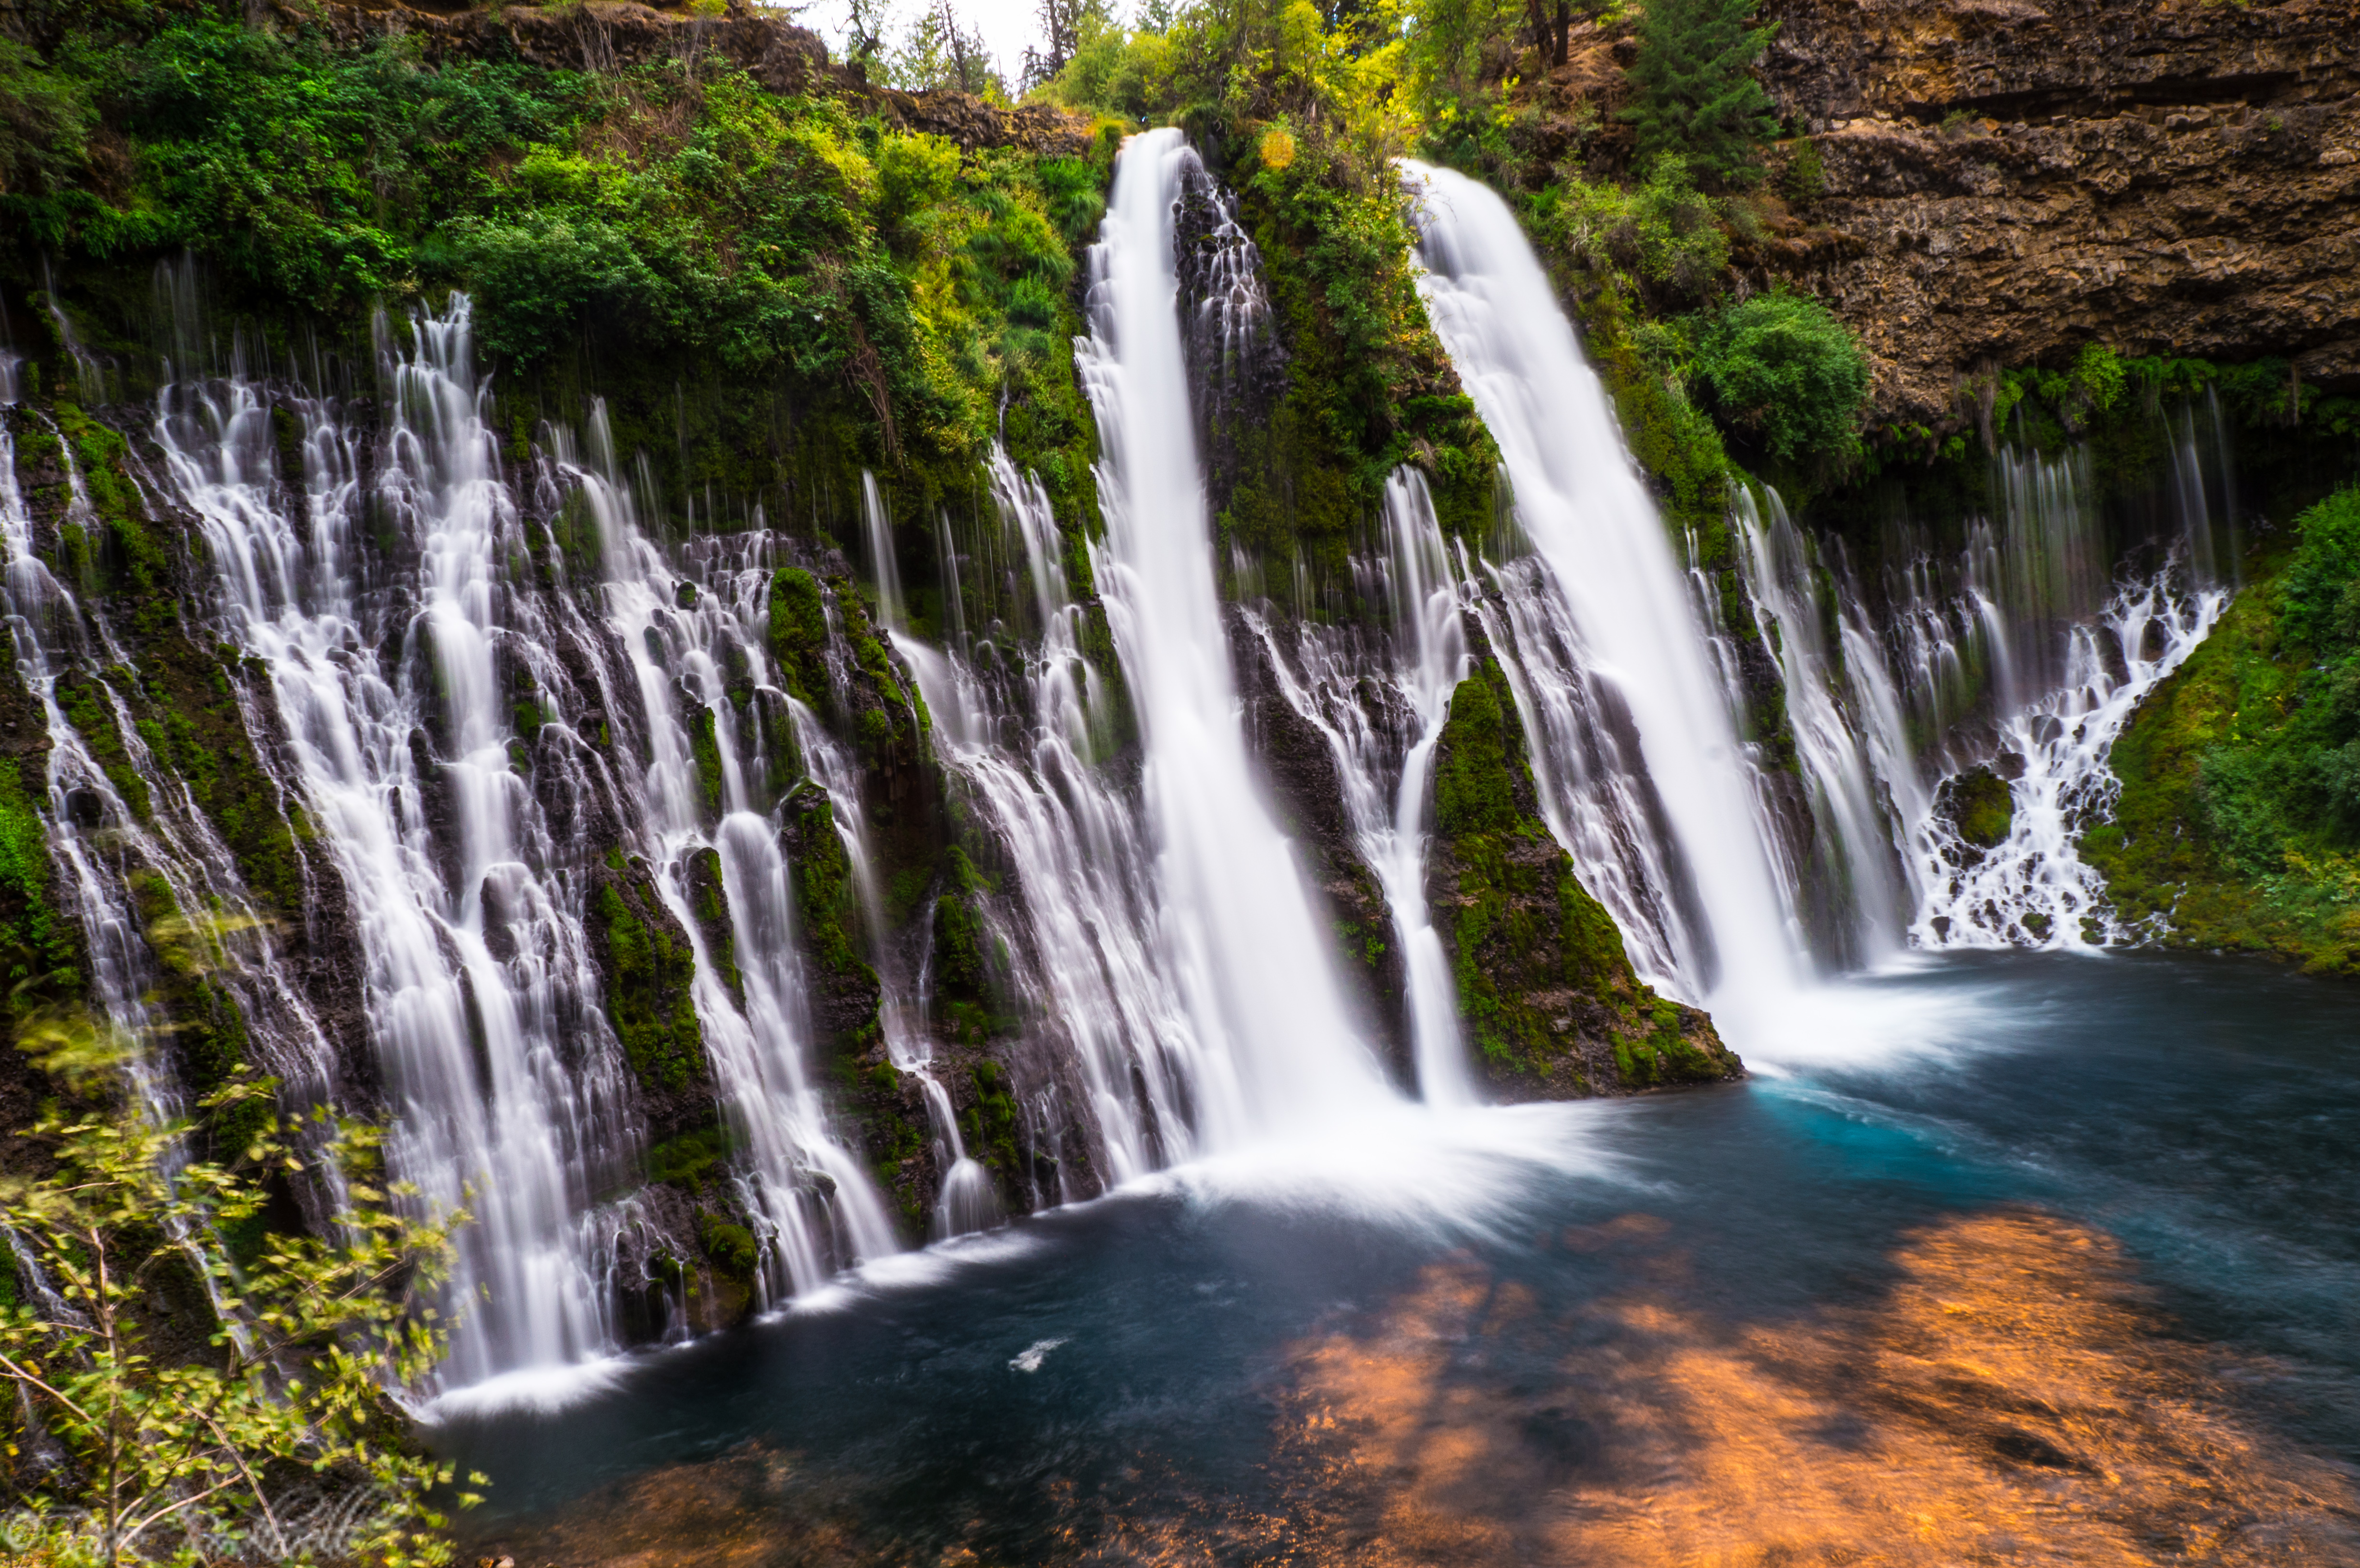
[808,0,1070,91]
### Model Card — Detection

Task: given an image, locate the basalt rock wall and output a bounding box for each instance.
[1758,0,2360,425]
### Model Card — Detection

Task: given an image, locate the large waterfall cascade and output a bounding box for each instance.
[0,134,2252,1401]
[1074,128,1396,1135]
[1404,160,1806,1032]
[1401,159,2244,1020]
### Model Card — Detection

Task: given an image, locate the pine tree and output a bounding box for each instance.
[1619,0,1780,188]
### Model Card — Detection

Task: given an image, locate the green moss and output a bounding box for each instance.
[932,893,986,1003]
[1434,672,1521,837]
[591,864,706,1093]
[53,671,149,821]
[768,567,827,705]
[2085,489,2360,969]
[647,1123,736,1187]
[963,1057,1019,1178]
[1432,658,1738,1093]
[697,1213,759,1280]
[1945,766,2015,850]
[683,845,741,1006]
[687,702,725,821]
[789,793,867,988]
[0,740,79,1028]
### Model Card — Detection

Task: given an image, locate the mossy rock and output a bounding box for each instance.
[1939,764,2016,851]
[683,846,743,1010]
[586,851,709,1116]
[1426,654,1742,1098]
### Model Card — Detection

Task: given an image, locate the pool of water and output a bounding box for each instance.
[445,952,2360,1564]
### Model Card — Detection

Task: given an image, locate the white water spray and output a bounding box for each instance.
[1079,130,1394,1134]
[1404,160,1803,1029]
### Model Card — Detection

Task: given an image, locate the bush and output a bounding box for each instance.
[1690,287,1870,467]
[1528,155,1730,301]
[2278,487,2360,653]
[0,1067,473,1564]
[1781,136,1824,205]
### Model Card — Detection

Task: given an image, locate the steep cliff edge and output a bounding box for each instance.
[1758,0,2360,427]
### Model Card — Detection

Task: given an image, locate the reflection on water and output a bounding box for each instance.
[472,1208,2360,1565]
[1269,1210,2358,1565]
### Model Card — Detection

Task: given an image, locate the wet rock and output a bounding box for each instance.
[1424,649,1742,1099]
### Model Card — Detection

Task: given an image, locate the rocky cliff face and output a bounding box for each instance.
[1757,0,2360,426]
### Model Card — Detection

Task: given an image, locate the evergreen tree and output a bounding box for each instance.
[891,0,1004,97]
[1619,0,1780,187]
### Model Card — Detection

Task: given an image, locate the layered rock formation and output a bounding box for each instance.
[1756,0,2360,425]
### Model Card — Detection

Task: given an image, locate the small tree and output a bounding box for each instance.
[1524,0,1605,69]
[0,1074,473,1566]
[890,0,1005,98]
[1620,0,1781,188]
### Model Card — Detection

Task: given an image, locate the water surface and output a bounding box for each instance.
[449,952,2360,1564]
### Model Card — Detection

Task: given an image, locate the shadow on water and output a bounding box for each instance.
[443,952,2360,1565]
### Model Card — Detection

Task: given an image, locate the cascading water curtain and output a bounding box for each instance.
[1077,129,1394,1134]
[1403,158,1807,1034]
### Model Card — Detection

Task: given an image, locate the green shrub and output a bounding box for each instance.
[1527,155,1730,301]
[1781,136,1824,205]
[0,1070,473,1563]
[0,38,90,213]
[2279,486,2360,652]
[1690,287,1870,467]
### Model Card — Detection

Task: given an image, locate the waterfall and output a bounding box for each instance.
[1731,485,1908,966]
[152,304,637,1391]
[1240,471,1473,1103]
[0,130,2267,1404]
[1829,425,2237,949]
[1403,161,1803,1027]
[1077,129,1394,1134]
[551,410,900,1283]
[891,445,1199,1190]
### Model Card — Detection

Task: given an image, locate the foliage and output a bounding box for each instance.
[0,38,90,202]
[1522,154,1728,304]
[885,1,1007,98]
[1688,286,1870,469]
[1780,135,1823,205]
[9,11,1105,527]
[1228,110,1500,571]
[1620,0,1778,187]
[0,1069,471,1565]
[2085,490,2360,970]
[1395,0,1520,165]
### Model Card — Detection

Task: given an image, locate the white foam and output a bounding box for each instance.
[1135,1098,1631,1247]
[1009,1337,1067,1372]
[419,1355,636,1421]
[1729,964,2032,1077]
